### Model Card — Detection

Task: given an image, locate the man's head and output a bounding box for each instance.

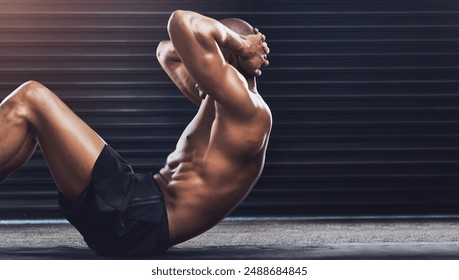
[219,18,254,37]
[219,18,256,77]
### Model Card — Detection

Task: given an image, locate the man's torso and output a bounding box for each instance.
[154,92,271,245]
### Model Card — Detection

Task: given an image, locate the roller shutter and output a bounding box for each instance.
[0,0,458,218]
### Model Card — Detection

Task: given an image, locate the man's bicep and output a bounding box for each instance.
[189,52,255,116]
[201,62,256,116]
[168,11,230,96]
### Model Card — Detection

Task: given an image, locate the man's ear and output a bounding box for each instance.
[228,52,238,67]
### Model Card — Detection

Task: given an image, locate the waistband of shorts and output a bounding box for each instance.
[157,203,170,253]
[149,173,170,253]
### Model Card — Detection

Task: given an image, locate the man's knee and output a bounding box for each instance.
[18,80,49,100]
[2,80,51,120]
[18,80,52,106]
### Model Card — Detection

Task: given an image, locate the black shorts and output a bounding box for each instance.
[58,144,169,257]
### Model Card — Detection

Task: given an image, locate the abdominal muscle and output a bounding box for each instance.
[153,96,269,245]
[153,146,261,245]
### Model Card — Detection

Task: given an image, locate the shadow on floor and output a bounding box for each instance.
[2,244,459,260]
[0,246,304,260]
[0,245,332,260]
[0,246,99,260]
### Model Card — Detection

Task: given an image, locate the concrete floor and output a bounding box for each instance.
[1,218,459,259]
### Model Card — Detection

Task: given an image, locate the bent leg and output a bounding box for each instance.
[0,90,38,183]
[0,81,106,203]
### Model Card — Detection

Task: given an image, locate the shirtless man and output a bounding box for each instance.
[0,10,271,256]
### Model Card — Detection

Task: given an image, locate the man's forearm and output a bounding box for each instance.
[169,10,245,56]
[204,17,245,54]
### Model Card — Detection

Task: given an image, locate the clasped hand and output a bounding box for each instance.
[237,28,270,76]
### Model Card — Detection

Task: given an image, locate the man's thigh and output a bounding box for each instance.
[24,82,106,203]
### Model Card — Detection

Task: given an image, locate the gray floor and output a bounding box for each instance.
[1,219,459,259]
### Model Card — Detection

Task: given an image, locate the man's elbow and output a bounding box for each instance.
[167,10,192,35]
[156,41,168,61]
[169,9,189,22]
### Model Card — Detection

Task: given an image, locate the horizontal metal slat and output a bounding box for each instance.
[1,0,458,218]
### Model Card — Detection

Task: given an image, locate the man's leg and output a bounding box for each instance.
[0,81,106,203]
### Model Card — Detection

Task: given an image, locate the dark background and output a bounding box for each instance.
[0,0,458,219]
